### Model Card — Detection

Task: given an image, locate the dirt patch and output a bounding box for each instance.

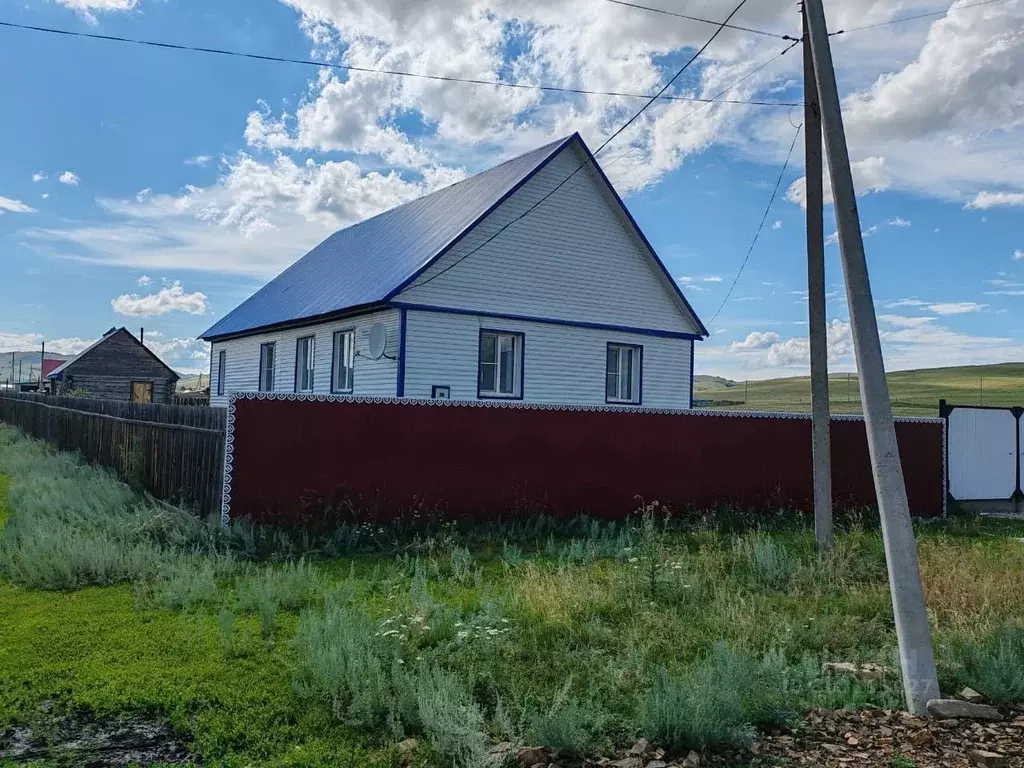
[705,704,1024,767]
[0,710,197,766]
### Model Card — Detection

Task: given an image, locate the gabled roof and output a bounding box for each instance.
[48,327,179,380]
[201,135,576,340]
[201,133,708,341]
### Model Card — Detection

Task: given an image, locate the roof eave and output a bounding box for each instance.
[200,301,391,343]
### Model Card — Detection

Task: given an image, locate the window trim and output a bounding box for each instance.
[605,342,643,405]
[477,328,525,400]
[216,349,226,396]
[294,335,316,393]
[130,380,154,403]
[258,342,276,393]
[331,328,356,394]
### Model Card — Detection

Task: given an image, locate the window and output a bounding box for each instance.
[216,350,226,396]
[606,343,642,404]
[295,335,315,393]
[131,381,153,403]
[478,330,523,399]
[332,330,355,393]
[258,343,276,392]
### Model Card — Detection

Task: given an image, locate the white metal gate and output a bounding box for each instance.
[941,401,1023,503]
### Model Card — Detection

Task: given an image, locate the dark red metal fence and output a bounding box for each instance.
[224,396,945,524]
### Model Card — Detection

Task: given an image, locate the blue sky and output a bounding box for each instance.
[1,0,1022,378]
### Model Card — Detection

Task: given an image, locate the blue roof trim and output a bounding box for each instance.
[391,302,703,340]
[573,138,710,338]
[385,133,578,300]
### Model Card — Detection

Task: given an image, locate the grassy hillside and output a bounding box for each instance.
[696,362,1024,416]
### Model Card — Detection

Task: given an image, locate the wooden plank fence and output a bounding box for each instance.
[0,392,226,517]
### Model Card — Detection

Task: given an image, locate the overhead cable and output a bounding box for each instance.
[0,19,799,107]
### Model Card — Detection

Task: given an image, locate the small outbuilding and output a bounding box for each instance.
[47,327,180,403]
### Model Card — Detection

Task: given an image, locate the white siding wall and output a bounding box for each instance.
[209,309,399,407]
[404,309,692,408]
[396,143,701,335]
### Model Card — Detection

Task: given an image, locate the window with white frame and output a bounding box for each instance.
[332,330,355,393]
[258,342,276,392]
[216,349,226,396]
[606,343,641,404]
[478,330,523,398]
[295,335,315,393]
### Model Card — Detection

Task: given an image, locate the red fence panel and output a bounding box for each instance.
[223,395,946,525]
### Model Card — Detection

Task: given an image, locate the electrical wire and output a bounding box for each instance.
[599,0,796,40]
[832,0,1010,35]
[708,124,802,325]
[407,0,754,295]
[601,39,801,180]
[0,19,800,108]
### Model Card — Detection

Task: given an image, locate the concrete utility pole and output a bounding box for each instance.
[803,0,940,714]
[803,4,833,551]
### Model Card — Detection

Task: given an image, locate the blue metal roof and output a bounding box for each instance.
[201,135,576,340]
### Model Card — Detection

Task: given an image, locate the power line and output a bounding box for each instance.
[708,124,802,325]
[600,0,797,40]
[602,39,801,180]
[408,0,753,295]
[0,19,800,108]
[832,0,1011,35]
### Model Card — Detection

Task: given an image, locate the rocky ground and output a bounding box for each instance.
[501,701,1024,768]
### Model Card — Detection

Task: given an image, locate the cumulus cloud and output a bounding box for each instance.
[1014,249,1024,260]
[965,191,1024,209]
[58,171,80,186]
[730,331,780,351]
[0,333,97,356]
[32,172,46,183]
[186,155,213,167]
[144,337,210,372]
[111,281,210,316]
[887,217,911,227]
[136,275,152,287]
[0,197,36,214]
[772,220,782,230]
[764,319,854,367]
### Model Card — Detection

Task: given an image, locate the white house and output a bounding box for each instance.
[201,134,708,408]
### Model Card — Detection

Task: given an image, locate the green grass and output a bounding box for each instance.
[695,362,1024,416]
[2,426,1024,766]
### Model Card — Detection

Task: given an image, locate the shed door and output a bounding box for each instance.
[131,381,154,403]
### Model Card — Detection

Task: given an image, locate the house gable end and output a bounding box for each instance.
[393,139,706,336]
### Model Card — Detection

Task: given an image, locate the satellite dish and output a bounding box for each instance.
[367,323,388,360]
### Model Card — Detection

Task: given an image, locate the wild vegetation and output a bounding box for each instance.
[2,425,1023,766]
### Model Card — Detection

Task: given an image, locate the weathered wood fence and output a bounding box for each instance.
[0,392,226,517]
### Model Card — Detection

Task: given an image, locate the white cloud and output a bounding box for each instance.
[136,275,152,287]
[32,172,46,183]
[703,276,722,283]
[0,333,96,356]
[46,337,96,356]
[887,217,911,227]
[111,281,209,317]
[730,331,780,351]
[1014,249,1024,261]
[21,151,464,277]
[772,220,782,230]
[40,193,50,200]
[764,319,854,367]
[886,298,927,308]
[965,191,1024,209]
[0,197,37,214]
[186,155,213,167]
[927,301,985,315]
[144,337,210,373]
[58,171,80,186]
[786,157,890,209]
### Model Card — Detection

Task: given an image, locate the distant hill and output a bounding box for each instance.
[693,374,737,390]
[696,362,1024,416]
[0,350,71,384]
